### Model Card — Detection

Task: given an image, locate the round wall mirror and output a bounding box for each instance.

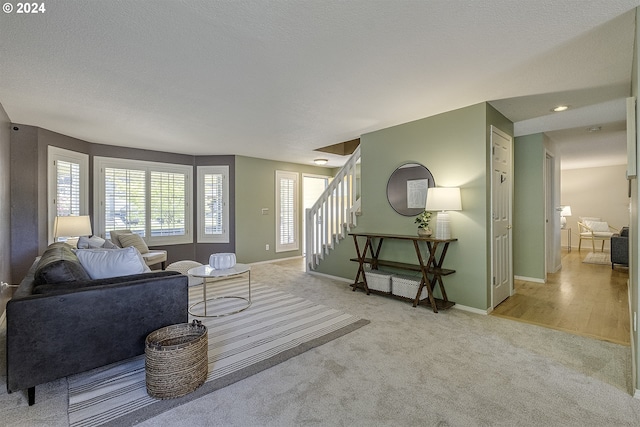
[386,163,436,216]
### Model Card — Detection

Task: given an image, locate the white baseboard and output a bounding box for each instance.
[453,304,490,315]
[514,275,545,284]
[306,270,353,283]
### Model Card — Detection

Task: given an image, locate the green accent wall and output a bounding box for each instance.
[234,156,333,263]
[316,103,513,311]
[513,133,546,280]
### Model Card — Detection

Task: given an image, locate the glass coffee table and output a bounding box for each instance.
[187,263,251,317]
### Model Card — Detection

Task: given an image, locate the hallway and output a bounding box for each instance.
[492,249,631,345]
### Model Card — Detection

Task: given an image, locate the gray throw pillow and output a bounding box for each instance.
[34,242,91,285]
[77,235,118,249]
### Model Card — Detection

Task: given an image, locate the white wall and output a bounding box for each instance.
[561,164,630,250]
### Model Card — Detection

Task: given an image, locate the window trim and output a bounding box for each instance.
[197,165,230,243]
[94,156,193,246]
[48,146,89,243]
[275,170,299,253]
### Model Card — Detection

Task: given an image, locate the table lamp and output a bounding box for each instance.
[53,215,92,247]
[560,205,572,229]
[425,187,462,239]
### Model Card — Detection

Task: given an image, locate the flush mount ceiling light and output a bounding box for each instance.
[314,159,328,165]
[551,105,569,112]
[587,126,602,132]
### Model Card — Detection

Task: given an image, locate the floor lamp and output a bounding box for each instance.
[53,215,92,247]
[425,187,462,240]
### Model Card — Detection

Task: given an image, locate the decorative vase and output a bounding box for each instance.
[209,253,236,269]
[417,227,432,237]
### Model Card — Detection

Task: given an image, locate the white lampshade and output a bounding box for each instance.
[426,187,462,240]
[560,205,572,217]
[53,215,92,239]
[426,187,462,212]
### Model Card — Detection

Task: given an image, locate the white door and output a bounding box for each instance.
[491,126,513,308]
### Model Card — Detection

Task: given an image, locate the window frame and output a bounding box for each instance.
[197,165,230,243]
[275,170,299,253]
[94,156,193,246]
[48,146,89,243]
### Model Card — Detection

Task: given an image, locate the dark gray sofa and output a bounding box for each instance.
[611,226,629,269]
[6,243,188,405]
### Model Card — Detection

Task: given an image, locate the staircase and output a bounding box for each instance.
[306,146,361,270]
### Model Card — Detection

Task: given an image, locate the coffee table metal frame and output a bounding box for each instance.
[187,263,251,317]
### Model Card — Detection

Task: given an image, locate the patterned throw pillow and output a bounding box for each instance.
[117,233,150,254]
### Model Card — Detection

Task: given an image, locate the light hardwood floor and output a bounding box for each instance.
[492,248,631,345]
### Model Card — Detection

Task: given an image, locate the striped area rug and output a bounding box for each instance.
[67,280,369,427]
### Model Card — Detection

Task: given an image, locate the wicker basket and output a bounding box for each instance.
[145,320,208,399]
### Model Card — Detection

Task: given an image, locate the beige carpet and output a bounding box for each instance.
[583,251,611,265]
[2,261,639,426]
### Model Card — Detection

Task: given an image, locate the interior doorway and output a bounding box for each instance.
[302,174,329,254]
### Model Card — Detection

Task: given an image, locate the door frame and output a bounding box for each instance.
[490,125,514,309]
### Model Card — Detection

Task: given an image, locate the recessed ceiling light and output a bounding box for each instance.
[314,159,328,165]
[587,126,601,132]
[552,105,569,112]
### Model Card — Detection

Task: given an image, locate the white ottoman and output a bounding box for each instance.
[166,260,204,286]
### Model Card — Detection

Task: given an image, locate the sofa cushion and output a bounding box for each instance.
[117,233,150,254]
[76,247,151,279]
[77,235,118,249]
[34,242,91,285]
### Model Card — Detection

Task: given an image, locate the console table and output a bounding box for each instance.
[349,233,457,313]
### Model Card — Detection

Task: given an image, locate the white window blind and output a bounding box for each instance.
[279,177,295,244]
[276,170,299,252]
[151,171,186,237]
[55,160,81,216]
[104,167,147,237]
[197,165,229,243]
[48,147,89,243]
[204,173,224,235]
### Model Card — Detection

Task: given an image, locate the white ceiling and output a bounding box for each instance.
[1,1,638,169]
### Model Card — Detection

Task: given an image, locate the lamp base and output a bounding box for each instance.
[434,211,451,240]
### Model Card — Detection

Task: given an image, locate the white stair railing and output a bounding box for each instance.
[306,145,361,270]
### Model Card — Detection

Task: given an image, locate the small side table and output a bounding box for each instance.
[187,264,251,317]
[563,227,571,252]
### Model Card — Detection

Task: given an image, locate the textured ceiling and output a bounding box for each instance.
[1,0,639,169]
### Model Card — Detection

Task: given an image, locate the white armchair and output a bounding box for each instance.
[577,217,618,252]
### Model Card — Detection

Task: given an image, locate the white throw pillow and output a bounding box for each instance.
[76,247,151,279]
[585,220,610,232]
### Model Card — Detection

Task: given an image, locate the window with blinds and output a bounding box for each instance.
[48,147,89,243]
[151,171,186,237]
[104,167,147,236]
[95,157,193,245]
[55,160,81,216]
[276,170,299,252]
[197,165,229,243]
